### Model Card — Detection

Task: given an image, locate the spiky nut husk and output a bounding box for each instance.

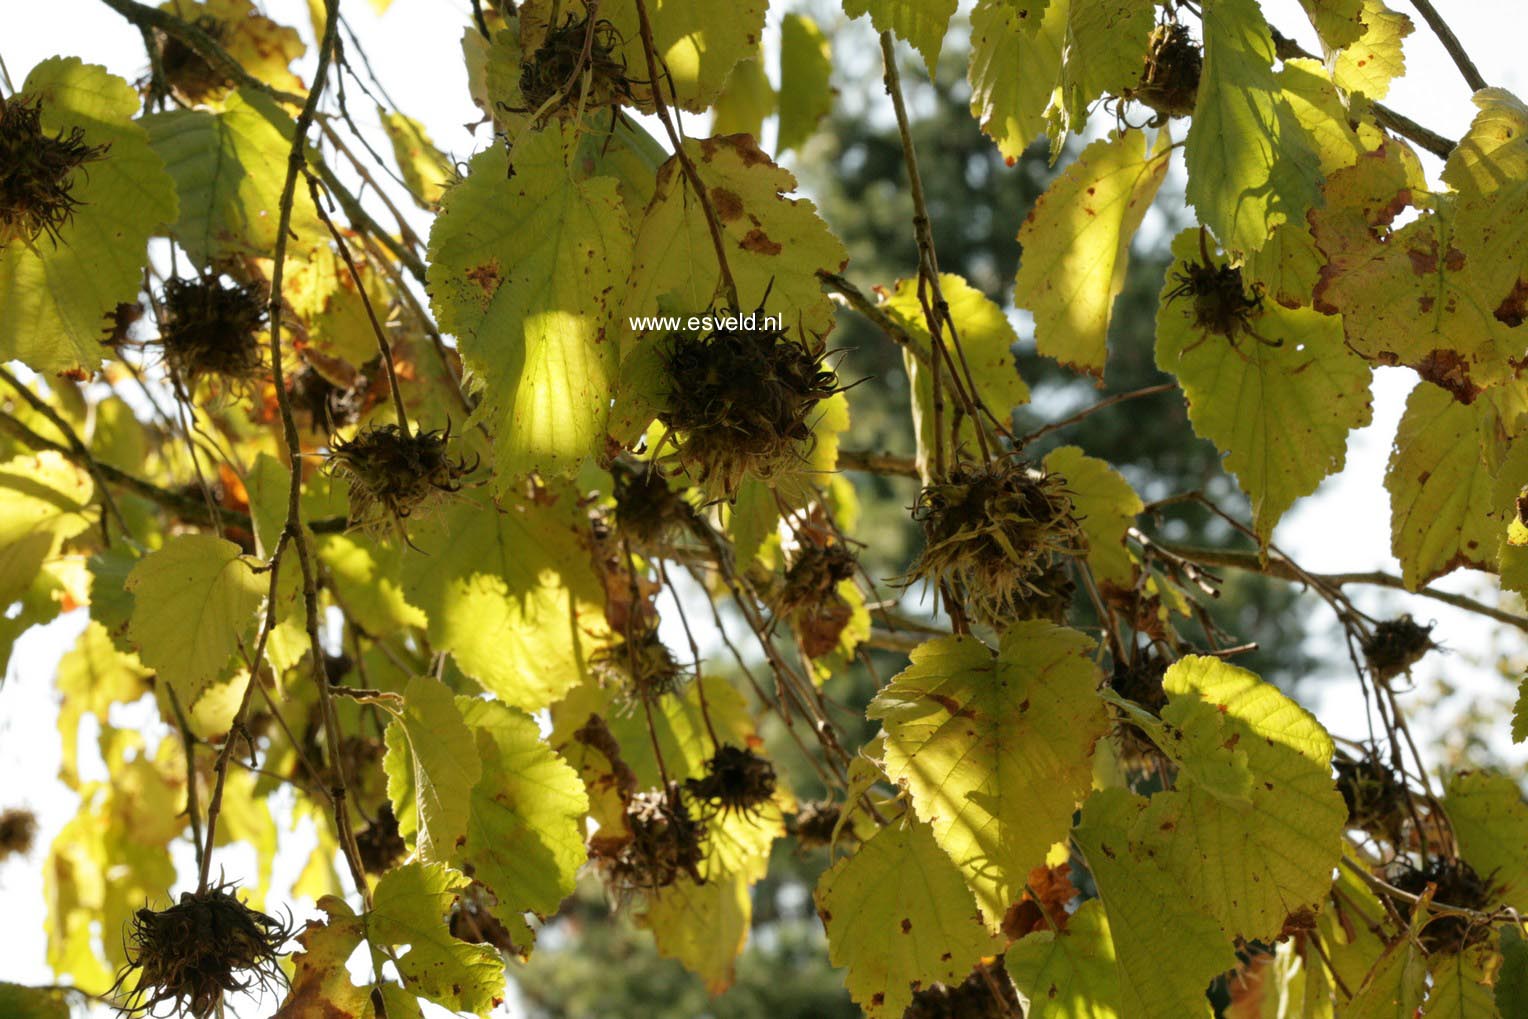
[657,324,839,499]
[356,802,406,874]
[1166,256,1263,339]
[906,459,1085,629]
[1123,22,1201,121]
[610,454,694,547]
[0,807,38,858]
[590,628,690,703]
[157,276,268,387]
[903,957,1020,1019]
[1387,857,1496,954]
[777,543,858,657]
[290,364,362,433]
[157,16,230,103]
[790,799,842,850]
[1,93,110,248]
[1334,751,1410,846]
[685,744,777,821]
[596,785,707,895]
[323,422,472,535]
[113,883,289,1018]
[1361,616,1435,681]
[518,14,632,115]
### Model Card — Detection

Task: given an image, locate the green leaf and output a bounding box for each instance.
[1043,446,1144,588]
[1059,0,1157,125]
[380,108,452,208]
[0,451,93,606]
[1015,129,1171,379]
[0,58,177,374]
[1073,788,1234,1019]
[401,486,607,712]
[0,984,69,1019]
[367,862,506,1015]
[1136,655,1346,940]
[1186,0,1323,256]
[967,0,1065,163]
[56,620,151,788]
[271,898,371,1019]
[869,625,1107,928]
[125,533,266,706]
[145,88,321,266]
[814,817,1003,1017]
[843,0,957,78]
[1333,0,1412,100]
[1443,771,1528,911]
[383,675,482,863]
[637,871,753,994]
[1007,899,1121,1019]
[1421,939,1503,1019]
[1384,382,1501,589]
[600,0,768,113]
[711,57,775,139]
[1499,925,1528,1018]
[1298,0,1366,49]
[883,273,1029,480]
[428,124,631,481]
[1344,920,1427,1019]
[455,697,589,951]
[778,14,834,155]
[1156,229,1374,544]
[624,134,848,338]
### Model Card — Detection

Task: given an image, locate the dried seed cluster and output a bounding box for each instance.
[113,884,289,1018]
[355,802,406,875]
[1388,857,1496,954]
[1361,616,1435,681]
[790,799,841,850]
[596,786,707,895]
[907,459,1085,628]
[0,94,110,248]
[590,628,691,703]
[684,744,777,822]
[157,17,231,103]
[1165,256,1264,340]
[324,422,472,535]
[290,364,362,433]
[157,276,268,387]
[657,324,839,499]
[777,543,858,657]
[517,14,632,116]
[1334,750,1410,846]
[0,807,38,858]
[1123,22,1202,123]
[903,958,1020,1019]
[449,881,521,956]
[610,454,694,547]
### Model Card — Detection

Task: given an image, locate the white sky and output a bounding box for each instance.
[2,0,1526,1014]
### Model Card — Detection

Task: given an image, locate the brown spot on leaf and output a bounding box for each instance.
[1415,348,1480,403]
[710,186,744,221]
[926,692,976,719]
[900,918,912,933]
[465,260,501,298]
[1494,277,1528,327]
[739,228,782,255]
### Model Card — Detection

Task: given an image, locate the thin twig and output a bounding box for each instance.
[836,448,919,478]
[818,270,930,367]
[1019,382,1179,447]
[164,686,205,877]
[1405,0,1488,92]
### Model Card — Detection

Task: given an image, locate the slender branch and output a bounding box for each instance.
[836,447,919,478]
[306,171,411,435]
[1406,0,1488,93]
[261,0,373,908]
[0,367,130,541]
[95,0,305,105]
[1269,28,1456,159]
[1155,540,1528,632]
[630,0,740,310]
[818,270,930,368]
[164,686,205,878]
[312,156,428,284]
[1020,382,1179,447]
[0,406,349,534]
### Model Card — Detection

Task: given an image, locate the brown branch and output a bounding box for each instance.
[836,448,919,478]
[631,0,740,310]
[1269,28,1456,159]
[96,0,305,105]
[1155,540,1528,632]
[1019,382,1179,447]
[261,0,373,908]
[818,270,930,368]
[1406,0,1488,93]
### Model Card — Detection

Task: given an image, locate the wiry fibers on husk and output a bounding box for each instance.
[516,14,633,116]
[323,422,473,535]
[590,627,691,704]
[0,93,110,247]
[1361,616,1436,681]
[594,785,707,896]
[112,883,290,1018]
[1387,857,1497,954]
[906,459,1085,628]
[684,744,777,822]
[1122,22,1201,123]
[156,276,268,387]
[657,323,839,499]
[790,799,842,850]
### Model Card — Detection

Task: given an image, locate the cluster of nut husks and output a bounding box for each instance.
[155,276,269,388]
[593,785,708,896]
[323,422,474,535]
[1121,21,1202,123]
[775,541,859,658]
[516,13,633,116]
